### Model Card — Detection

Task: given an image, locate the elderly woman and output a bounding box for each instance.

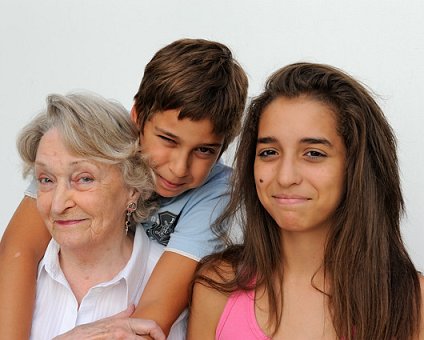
[17,93,184,339]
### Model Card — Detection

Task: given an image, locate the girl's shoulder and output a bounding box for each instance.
[188,261,236,339]
[195,244,244,283]
[417,274,424,339]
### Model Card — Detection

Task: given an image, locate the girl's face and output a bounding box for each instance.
[254,96,346,235]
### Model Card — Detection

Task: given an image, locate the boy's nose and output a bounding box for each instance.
[169,154,190,178]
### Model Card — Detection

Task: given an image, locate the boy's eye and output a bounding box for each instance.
[197,147,215,155]
[158,135,176,144]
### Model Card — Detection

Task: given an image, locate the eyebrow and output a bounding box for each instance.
[156,127,179,139]
[300,137,333,147]
[257,136,278,144]
[257,136,333,147]
[35,160,98,168]
[156,127,223,148]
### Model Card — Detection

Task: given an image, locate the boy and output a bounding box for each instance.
[0,38,248,338]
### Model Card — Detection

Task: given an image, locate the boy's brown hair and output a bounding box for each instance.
[133,38,248,153]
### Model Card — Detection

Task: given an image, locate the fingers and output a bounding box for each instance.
[108,304,136,319]
[128,318,165,340]
[53,307,165,340]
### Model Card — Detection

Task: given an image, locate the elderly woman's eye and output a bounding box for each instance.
[78,176,94,184]
[38,177,52,184]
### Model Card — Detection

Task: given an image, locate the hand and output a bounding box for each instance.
[53,305,166,340]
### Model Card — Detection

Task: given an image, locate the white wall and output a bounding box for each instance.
[1,0,423,269]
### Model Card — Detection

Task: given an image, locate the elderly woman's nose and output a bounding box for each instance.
[50,182,75,214]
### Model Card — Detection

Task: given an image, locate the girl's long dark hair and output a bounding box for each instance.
[193,63,421,339]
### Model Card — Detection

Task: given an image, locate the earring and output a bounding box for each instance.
[125,202,137,235]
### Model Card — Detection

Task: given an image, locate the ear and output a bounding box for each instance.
[127,188,141,206]
[130,105,138,125]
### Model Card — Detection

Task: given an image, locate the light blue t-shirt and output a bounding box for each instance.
[142,161,231,261]
[25,161,231,262]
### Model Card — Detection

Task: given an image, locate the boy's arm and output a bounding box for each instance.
[133,193,228,335]
[132,251,197,336]
[0,196,50,339]
[133,164,232,336]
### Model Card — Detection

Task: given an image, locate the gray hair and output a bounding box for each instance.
[17,92,155,224]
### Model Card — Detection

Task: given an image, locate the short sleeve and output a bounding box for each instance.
[25,178,38,198]
[164,165,230,261]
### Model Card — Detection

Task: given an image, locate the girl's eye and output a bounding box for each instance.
[305,150,326,159]
[258,149,277,158]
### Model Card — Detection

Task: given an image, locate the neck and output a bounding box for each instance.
[280,228,328,281]
[58,231,133,304]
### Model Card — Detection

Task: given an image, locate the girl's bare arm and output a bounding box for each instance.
[187,275,228,340]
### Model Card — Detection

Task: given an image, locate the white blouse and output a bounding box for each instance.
[30,226,187,339]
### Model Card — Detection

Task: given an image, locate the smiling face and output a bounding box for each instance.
[35,128,139,250]
[134,108,224,198]
[254,96,346,235]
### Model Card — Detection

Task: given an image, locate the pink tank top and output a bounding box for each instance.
[216,288,270,340]
[216,288,350,339]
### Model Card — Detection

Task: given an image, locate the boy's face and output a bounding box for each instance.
[132,108,224,198]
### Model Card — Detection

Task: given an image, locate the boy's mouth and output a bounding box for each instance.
[156,173,185,189]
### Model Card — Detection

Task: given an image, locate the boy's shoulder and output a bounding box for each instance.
[181,161,232,203]
[163,161,231,207]
[199,160,232,188]
[142,161,232,248]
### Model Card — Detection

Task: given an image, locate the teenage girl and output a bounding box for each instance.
[188,62,423,339]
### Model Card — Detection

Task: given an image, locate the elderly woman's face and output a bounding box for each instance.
[34,128,138,250]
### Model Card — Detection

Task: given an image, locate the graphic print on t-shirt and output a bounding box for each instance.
[145,211,179,246]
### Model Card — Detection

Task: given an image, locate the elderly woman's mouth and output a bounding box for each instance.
[53,219,87,226]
